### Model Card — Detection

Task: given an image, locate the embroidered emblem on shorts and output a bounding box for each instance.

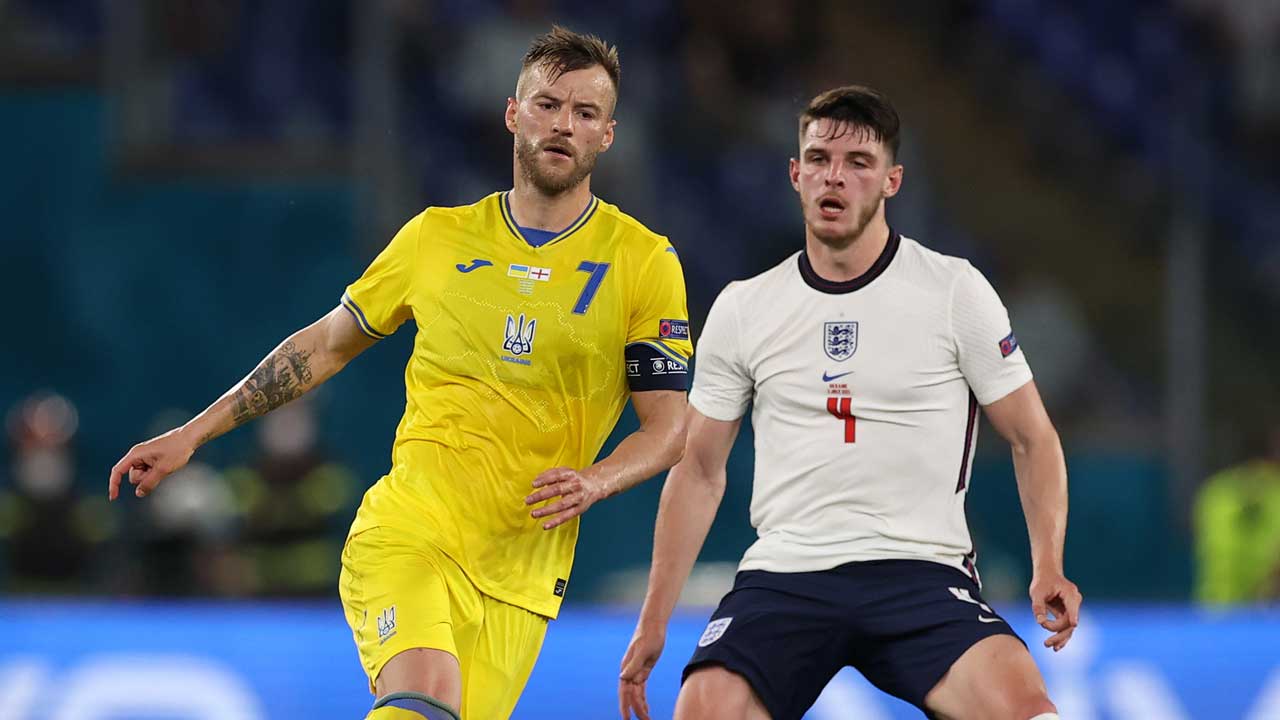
[376,606,397,644]
[698,617,733,647]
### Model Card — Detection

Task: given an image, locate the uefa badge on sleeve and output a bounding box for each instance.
[999,331,1019,358]
[659,318,690,340]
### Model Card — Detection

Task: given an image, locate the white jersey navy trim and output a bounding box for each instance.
[689,233,1033,578]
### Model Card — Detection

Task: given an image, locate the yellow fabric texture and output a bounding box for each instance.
[340,192,691,618]
[341,525,548,717]
[367,706,454,720]
[367,708,434,720]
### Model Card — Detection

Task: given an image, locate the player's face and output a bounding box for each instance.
[790,119,902,247]
[506,64,617,196]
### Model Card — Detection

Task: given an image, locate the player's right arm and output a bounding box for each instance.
[108,306,378,501]
[619,408,741,720]
[110,212,424,502]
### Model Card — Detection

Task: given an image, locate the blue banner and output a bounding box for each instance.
[1,601,1276,719]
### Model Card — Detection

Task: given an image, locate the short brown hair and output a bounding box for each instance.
[520,26,621,99]
[800,85,901,160]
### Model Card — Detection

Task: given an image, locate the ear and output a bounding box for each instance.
[599,117,617,153]
[505,97,519,135]
[789,157,801,193]
[883,163,904,199]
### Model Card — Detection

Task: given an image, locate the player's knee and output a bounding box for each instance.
[676,665,764,720]
[367,691,461,720]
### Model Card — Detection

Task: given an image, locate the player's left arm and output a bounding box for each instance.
[527,239,692,530]
[526,390,687,530]
[983,380,1082,651]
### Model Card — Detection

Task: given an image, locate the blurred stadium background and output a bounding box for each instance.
[2,0,1278,718]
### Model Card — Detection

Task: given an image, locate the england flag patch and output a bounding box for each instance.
[697,617,733,647]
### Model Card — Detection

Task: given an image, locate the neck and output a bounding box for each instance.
[804,211,891,282]
[508,171,594,231]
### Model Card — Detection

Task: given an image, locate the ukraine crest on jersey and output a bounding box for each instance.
[340,192,691,618]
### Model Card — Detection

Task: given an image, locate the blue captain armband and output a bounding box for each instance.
[625,342,689,391]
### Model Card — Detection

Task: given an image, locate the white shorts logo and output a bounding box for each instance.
[698,617,733,647]
[948,586,994,614]
[949,587,1002,623]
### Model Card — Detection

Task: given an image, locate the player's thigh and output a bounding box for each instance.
[923,634,1056,720]
[679,579,848,720]
[339,526,467,707]
[375,649,462,711]
[459,593,549,719]
[677,665,771,720]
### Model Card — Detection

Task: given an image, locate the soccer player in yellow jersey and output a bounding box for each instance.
[108,27,692,720]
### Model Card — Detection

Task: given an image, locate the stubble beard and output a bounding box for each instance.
[515,135,598,196]
[808,192,882,250]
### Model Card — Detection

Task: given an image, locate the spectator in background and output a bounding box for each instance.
[0,392,112,593]
[1194,417,1280,604]
[222,399,356,596]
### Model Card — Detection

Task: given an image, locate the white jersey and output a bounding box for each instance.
[689,232,1032,579]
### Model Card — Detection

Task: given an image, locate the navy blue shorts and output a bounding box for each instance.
[682,559,1022,719]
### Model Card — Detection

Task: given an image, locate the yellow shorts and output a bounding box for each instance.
[338,525,548,718]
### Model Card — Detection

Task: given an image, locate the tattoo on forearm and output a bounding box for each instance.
[230,340,315,427]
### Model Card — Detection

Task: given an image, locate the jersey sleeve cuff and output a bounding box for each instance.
[689,391,747,422]
[973,370,1033,407]
[341,291,389,340]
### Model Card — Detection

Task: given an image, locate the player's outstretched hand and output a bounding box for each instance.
[619,626,665,720]
[525,467,608,530]
[108,427,196,501]
[1030,571,1082,652]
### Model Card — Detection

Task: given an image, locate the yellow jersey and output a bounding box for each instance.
[341,191,692,618]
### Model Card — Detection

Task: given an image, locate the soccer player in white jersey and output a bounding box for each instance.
[618,86,1081,720]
